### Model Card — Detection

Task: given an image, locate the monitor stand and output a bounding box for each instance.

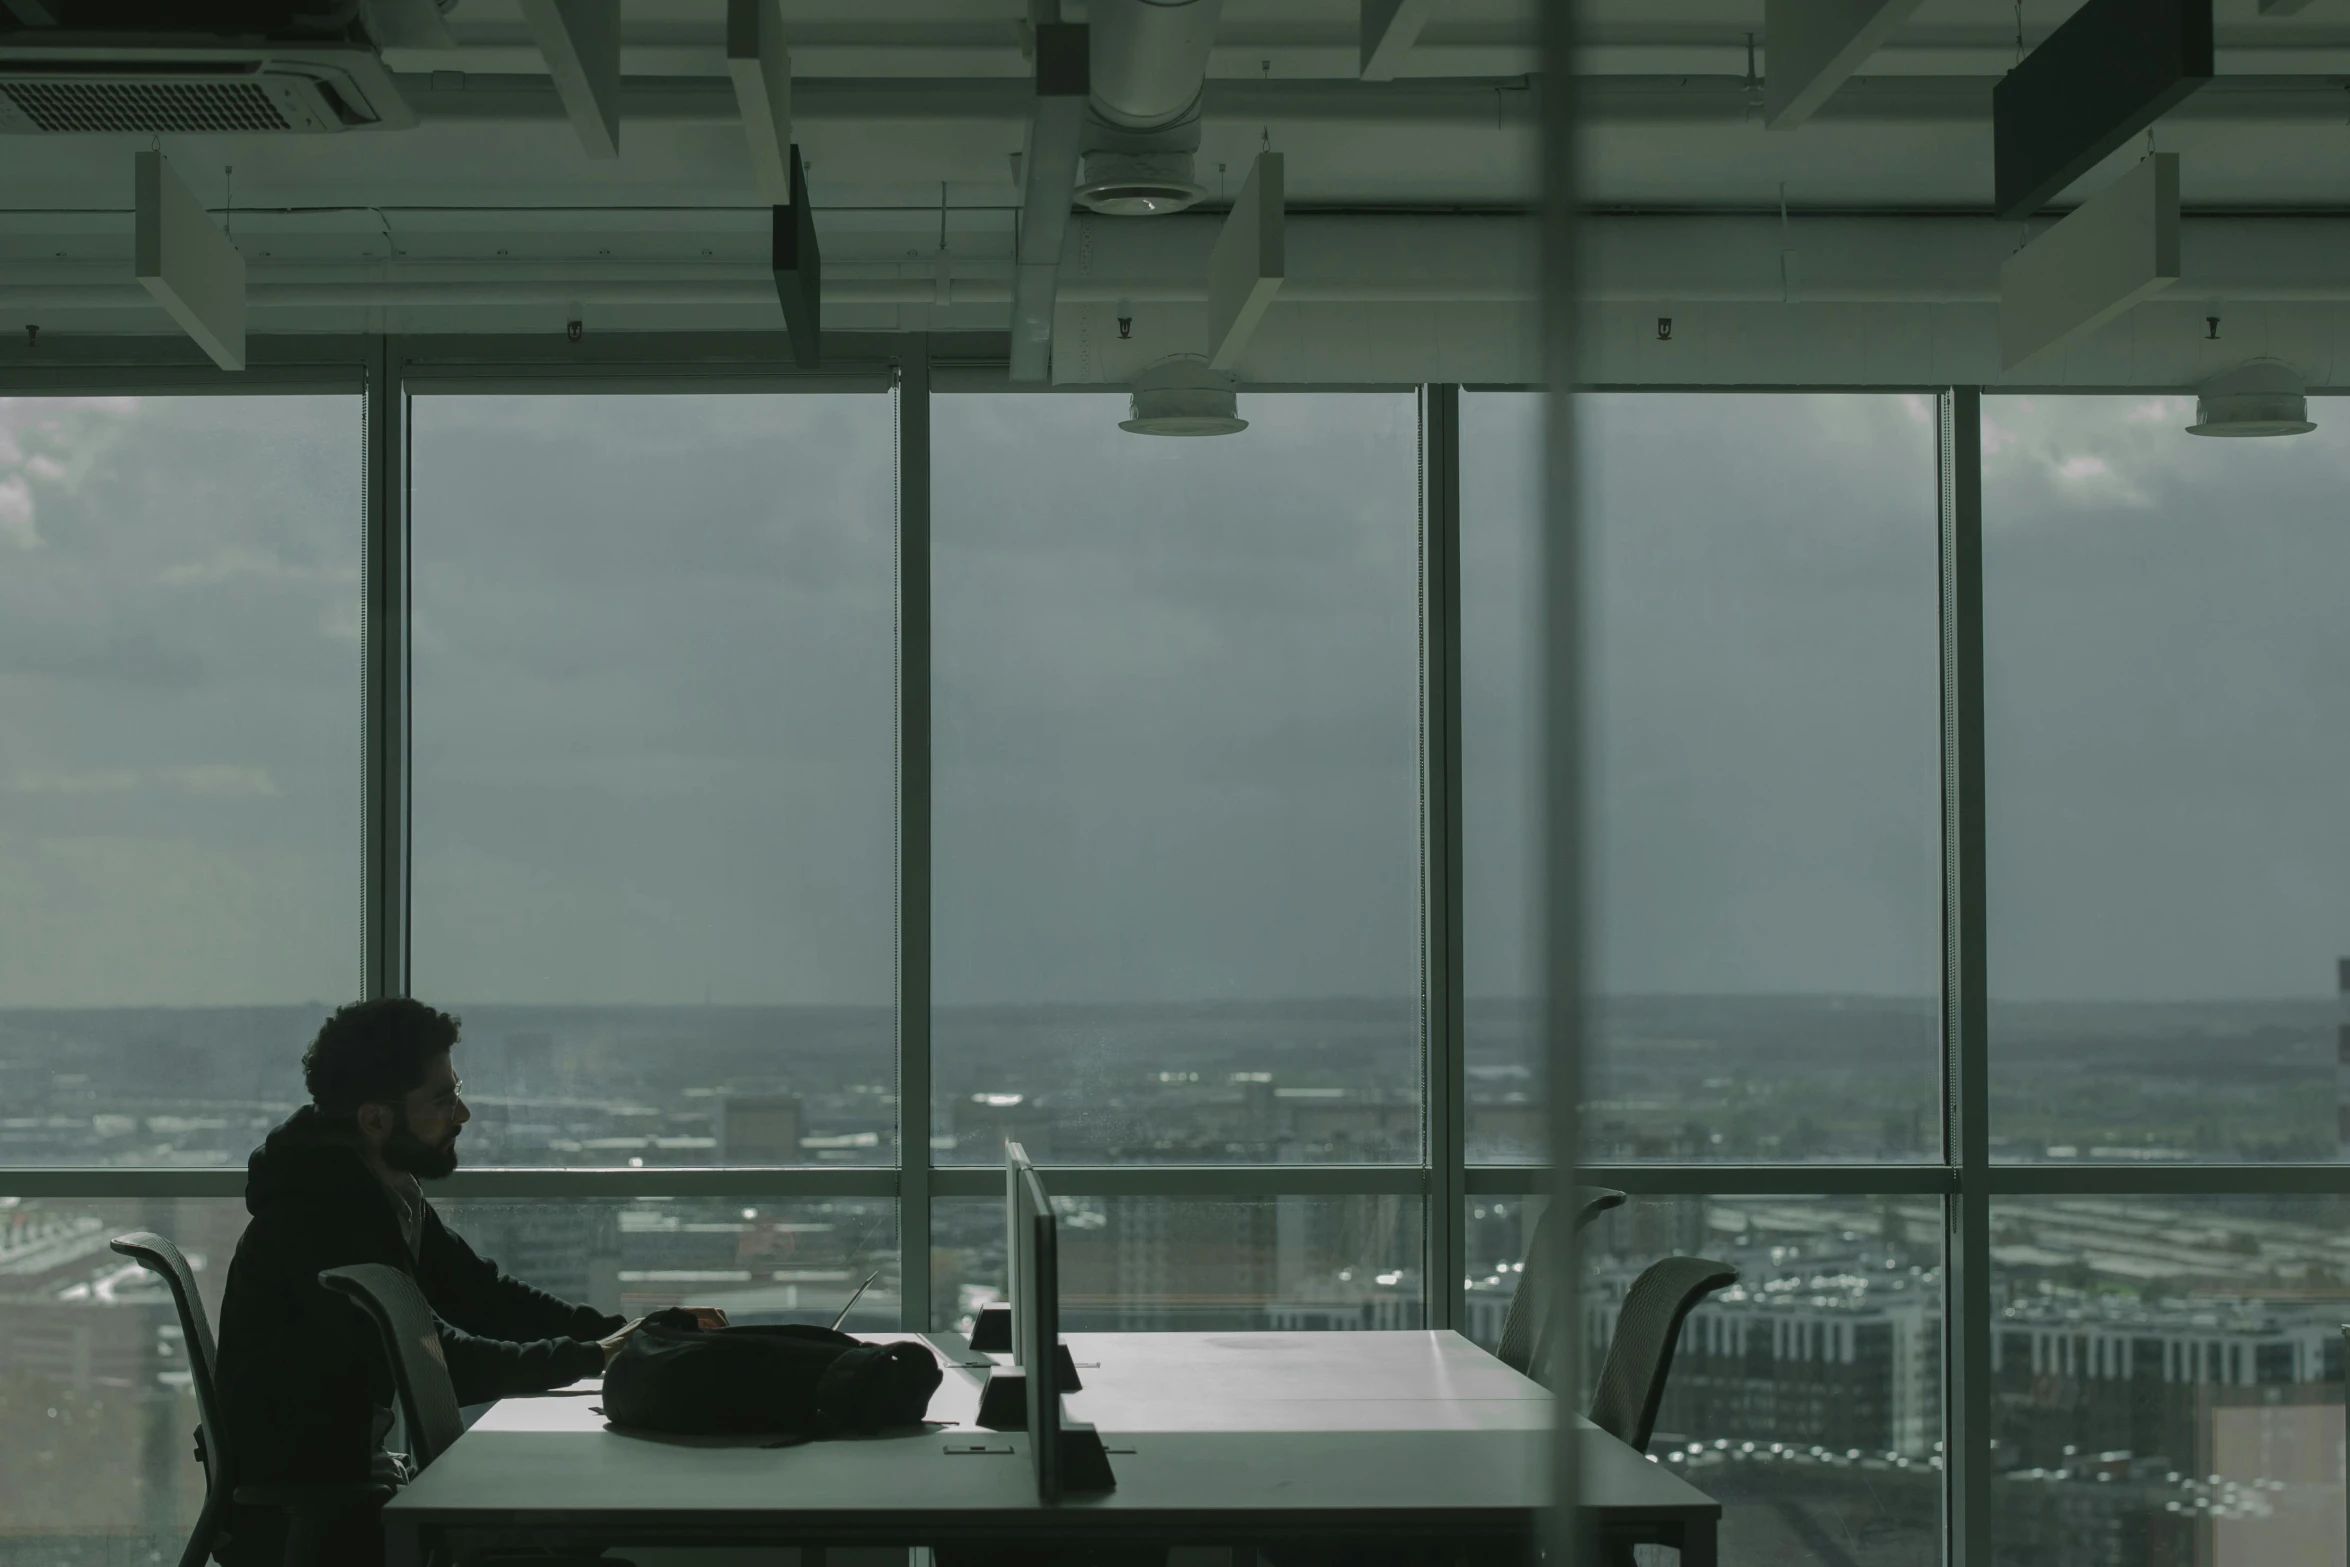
[974,1344,1085,1429]
[968,1303,1012,1352]
[1055,1418,1118,1494]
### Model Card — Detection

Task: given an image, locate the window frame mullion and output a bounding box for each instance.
[364,333,411,1001]
[1422,384,1467,1330]
[897,339,935,1330]
[1940,386,1991,1567]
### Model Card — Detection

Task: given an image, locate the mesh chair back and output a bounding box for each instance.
[111,1231,231,1567]
[112,1231,223,1440]
[1586,1255,1738,1454]
[318,1263,468,1469]
[1493,1188,1629,1380]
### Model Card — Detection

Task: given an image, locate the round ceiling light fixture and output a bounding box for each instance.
[1119,356,1247,437]
[2186,358,2316,438]
[1075,152,1208,216]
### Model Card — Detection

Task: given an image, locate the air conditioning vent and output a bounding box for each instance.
[0,47,415,134]
[0,76,289,133]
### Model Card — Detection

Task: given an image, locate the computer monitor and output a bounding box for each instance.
[1005,1140,1034,1367]
[1012,1154,1062,1496]
[1002,1142,1114,1499]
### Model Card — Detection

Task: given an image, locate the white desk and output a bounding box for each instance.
[381,1331,1718,1566]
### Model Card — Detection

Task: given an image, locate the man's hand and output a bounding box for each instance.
[598,1316,646,1367]
[680,1306,729,1330]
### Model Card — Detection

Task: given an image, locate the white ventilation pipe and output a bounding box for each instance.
[1078,0,1225,216]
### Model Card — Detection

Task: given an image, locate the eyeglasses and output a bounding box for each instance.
[423,1079,466,1113]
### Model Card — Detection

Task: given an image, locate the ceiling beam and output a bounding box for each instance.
[364,0,458,49]
[771,145,821,367]
[520,0,623,158]
[1009,21,1088,383]
[132,151,244,371]
[2000,153,2179,368]
[1206,152,1283,369]
[727,0,794,204]
[1992,0,2210,219]
[1359,0,1433,82]
[1761,0,1930,129]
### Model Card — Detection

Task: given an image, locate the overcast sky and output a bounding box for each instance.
[408,393,897,1009]
[1983,395,2350,1004]
[0,394,360,1010]
[2,388,2345,1011]
[1467,391,1944,1006]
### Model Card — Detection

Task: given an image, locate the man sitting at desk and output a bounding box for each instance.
[213,997,723,1566]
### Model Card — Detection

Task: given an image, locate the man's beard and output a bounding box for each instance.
[382,1112,460,1180]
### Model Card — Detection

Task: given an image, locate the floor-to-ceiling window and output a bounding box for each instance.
[0,390,362,1560]
[1983,393,2350,1562]
[406,386,902,1342]
[11,355,2344,1567]
[928,390,1425,1330]
[1464,390,1946,1567]
[407,391,899,1169]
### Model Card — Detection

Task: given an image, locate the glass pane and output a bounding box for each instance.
[409,394,897,1167]
[931,394,1423,1164]
[0,396,361,1167]
[0,1191,890,1563]
[1460,392,1548,1163]
[1485,393,1942,1164]
[1991,1196,2349,1565]
[434,1196,898,1328]
[0,1196,247,1561]
[1469,1193,1942,1567]
[1985,396,2350,1163]
[933,1195,1423,1332]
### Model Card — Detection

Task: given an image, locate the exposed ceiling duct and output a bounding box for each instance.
[1120,355,1246,435]
[1077,0,1224,216]
[2186,358,2314,436]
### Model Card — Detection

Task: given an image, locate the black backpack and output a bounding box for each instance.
[601,1309,944,1437]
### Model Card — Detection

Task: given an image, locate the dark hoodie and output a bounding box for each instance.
[211,1108,621,1557]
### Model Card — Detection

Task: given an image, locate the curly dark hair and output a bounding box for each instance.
[301,998,462,1118]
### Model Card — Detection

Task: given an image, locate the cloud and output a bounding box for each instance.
[160,764,280,799]
[12,768,140,795]
[158,545,356,588]
[8,764,279,798]
[0,475,36,549]
[1980,395,2191,511]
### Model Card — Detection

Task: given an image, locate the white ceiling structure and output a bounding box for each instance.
[3,0,2350,385]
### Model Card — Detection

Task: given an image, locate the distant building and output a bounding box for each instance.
[2336,956,2350,1162]
[1272,1089,1417,1160]
[1993,1294,2343,1472]
[1589,1262,1945,1458]
[720,1094,803,1164]
[950,1093,1056,1163]
[1061,1198,1275,1330]
[1267,1270,1421,1331]
[444,1203,623,1319]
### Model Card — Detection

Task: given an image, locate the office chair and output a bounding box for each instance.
[318,1264,628,1566]
[1493,1187,1628,1382]
[1586,1255,1738,1454]
[1584,1256,1737,1567]
[110,1232,392,1567]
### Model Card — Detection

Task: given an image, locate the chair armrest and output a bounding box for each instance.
[232,1482,396,1517]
